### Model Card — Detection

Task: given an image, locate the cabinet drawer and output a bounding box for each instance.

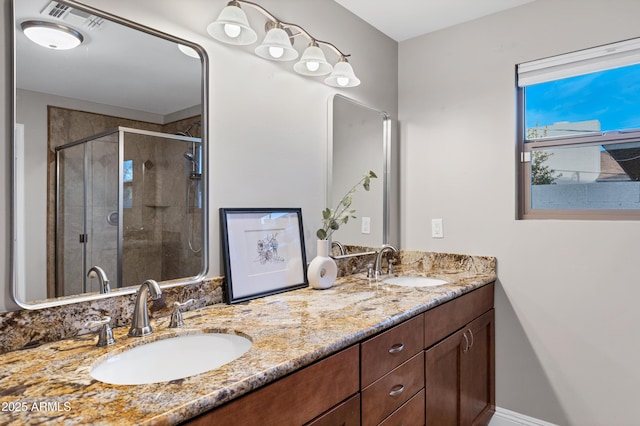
[361,314,424,387]
[186,345,359,426]
[306,393,361,426]
[424,283,493,348]
[379,388,425,426]
[362,352,425,426]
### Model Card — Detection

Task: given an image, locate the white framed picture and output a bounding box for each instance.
[220,208,308,303]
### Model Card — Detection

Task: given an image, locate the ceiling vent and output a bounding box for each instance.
[40,1,105,31]
[42,1,69,18]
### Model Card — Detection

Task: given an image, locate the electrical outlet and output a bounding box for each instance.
[361,217,371,234]
[431,218,444,238]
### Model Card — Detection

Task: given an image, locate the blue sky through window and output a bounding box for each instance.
[123,159,133,183]
[525,63,640,132]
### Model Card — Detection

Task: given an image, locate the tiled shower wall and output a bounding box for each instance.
[48,107,202,296]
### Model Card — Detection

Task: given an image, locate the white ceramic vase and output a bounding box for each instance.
[307,240,338,289]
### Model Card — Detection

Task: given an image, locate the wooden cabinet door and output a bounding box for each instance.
[425,327,465,426]
[461,309,495,426]
[425,309,495,426]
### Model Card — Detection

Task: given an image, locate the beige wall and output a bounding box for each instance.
[399,0,640,424]
[0,1,398,304]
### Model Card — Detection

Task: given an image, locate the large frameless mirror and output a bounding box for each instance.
[328,94,398,257]
[11,0,208,309]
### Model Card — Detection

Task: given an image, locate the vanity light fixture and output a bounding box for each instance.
[21,20,84,50]
[207,0,257,45]
[294,41,333,76]
[208,0,360,87]
[325,56,361,88]
[255,21,298,61]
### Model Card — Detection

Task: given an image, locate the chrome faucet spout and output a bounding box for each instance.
[374,244,399,276]
[128,279,162,337]
[87,266,110,294]
[331,240,346,256]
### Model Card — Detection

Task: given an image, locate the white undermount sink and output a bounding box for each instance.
[90,333,252,385]
[382,276,448,287]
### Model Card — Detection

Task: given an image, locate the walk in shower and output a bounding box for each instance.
[55,127,203,297]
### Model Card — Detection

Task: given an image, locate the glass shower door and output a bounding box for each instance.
[85,136,119,293]
[56,143,86,296]
[56,133,119,296]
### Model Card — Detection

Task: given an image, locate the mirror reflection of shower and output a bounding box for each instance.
[177,122,202,254]
[55,126,203,296]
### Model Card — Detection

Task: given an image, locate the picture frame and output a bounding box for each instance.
[220,208,308,304]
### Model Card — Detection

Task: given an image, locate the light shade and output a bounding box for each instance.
[255,27,298,61]
[21,20,83,50]
[178,44,200,59]
[325,58,360,88]
[207,3,257,46]
[294,43,333,76]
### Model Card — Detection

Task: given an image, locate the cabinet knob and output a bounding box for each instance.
[388,343,404,354]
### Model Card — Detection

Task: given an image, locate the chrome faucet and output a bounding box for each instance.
[128,279,162,337]
[331,240,346,256]
[374,244,399,276]
[87,266,110,294]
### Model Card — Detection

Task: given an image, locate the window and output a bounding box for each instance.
[123,159,133,209]
[517,38,640,219]
[123,159,134,183]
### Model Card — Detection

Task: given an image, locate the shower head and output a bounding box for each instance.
[176,121,202,138]
[184,147,200,180]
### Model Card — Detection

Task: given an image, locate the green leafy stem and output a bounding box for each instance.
[316,170,377,240]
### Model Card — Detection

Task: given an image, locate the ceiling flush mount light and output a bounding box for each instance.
[255,22,298,61]
[294,41,333,76]
[325,56,360,88]
[207,0,360,87]
[21,20,83,50]
[207,1,258,45]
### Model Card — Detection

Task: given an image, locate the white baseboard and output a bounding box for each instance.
[489,407,558,426]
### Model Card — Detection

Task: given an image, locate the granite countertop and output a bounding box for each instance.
[0,254,495,425]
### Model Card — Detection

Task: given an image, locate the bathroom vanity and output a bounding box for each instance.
[0,252,495,425]
[186,283,494,426]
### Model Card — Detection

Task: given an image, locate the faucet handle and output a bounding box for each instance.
[388,259,396,275]
[367,263,375,278]
[169,299,195,328]
[85,316,116,347]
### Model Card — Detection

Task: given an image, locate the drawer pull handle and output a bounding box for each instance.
[468,328,474,349]
[463,332,470,354]
[388,343,404,354]
[389,384,405,396]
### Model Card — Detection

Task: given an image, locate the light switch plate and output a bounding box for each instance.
[361,216,371,234]
[431,218,443,238]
